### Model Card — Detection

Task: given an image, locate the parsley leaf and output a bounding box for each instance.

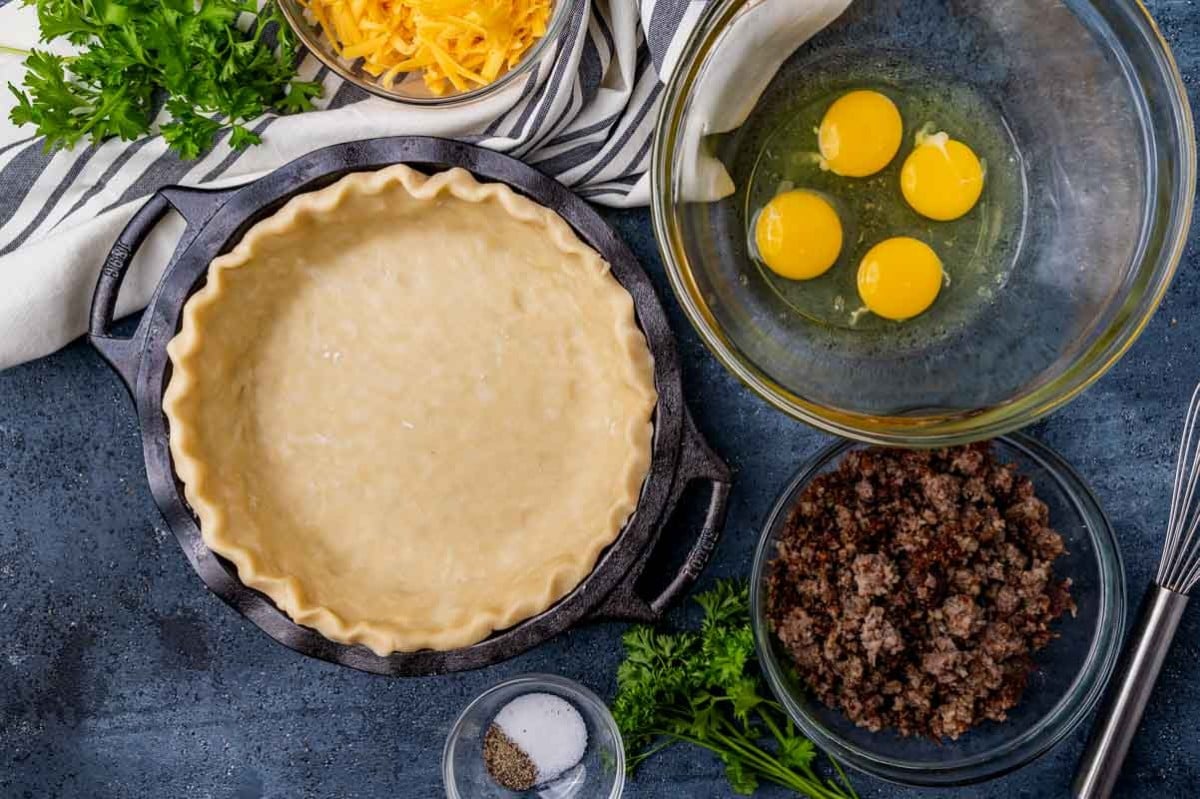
[160,99,220,160]
[779,737,816,771]
[228,123,262,150]
[277,79,322,115]
[724,758,760,796]
[612,580,859,798]
[8,0,322,158]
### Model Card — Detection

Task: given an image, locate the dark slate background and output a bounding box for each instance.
[2,3,1199,797]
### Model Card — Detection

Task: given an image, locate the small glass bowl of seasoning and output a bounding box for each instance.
[443,674,624,799]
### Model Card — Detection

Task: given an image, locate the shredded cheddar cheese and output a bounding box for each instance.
[300,0,554,96]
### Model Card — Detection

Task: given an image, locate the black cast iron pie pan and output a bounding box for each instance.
[88,136,731,677]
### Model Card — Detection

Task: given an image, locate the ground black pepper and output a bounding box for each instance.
[483,724,538,791]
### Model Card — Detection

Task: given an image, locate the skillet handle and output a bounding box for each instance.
[88,185,236,389]
[594,409,732,623]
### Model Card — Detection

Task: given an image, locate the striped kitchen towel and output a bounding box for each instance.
[0,0,713,370]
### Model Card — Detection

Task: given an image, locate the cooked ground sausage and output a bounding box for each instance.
[766,443,1076,740]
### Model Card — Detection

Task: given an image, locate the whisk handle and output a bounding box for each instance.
[1072,583,1189,799]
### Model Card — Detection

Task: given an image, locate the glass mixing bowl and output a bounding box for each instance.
[652,0,1195,446]
[749,435,1126,786]
[277,0,579,113]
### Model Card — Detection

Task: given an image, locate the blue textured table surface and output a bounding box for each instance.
[3,4,1200,797]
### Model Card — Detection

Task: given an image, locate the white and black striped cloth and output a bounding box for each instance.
[0,0,711,370]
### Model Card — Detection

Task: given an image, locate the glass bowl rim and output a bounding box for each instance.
[748,433,1128,787]
[650,0,1197,447]
[442,672,626,799]
[277,0,580,108]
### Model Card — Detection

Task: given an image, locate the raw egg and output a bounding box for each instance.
[754,190,843,280]
[901,130,985,221]
[818,90,903,178]
[857,237,943,320]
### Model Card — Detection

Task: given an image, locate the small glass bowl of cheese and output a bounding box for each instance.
[277,0,579,114]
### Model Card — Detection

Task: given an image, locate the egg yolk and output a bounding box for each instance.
[754,190,843,280]
[818,90,904,178]
[857,237,943,320]
[901,131,985,221]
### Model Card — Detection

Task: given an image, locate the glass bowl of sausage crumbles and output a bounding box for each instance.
[749,435,1126,786]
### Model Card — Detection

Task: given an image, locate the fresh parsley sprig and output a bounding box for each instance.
[612,580,858,798]
[7,0,322,159]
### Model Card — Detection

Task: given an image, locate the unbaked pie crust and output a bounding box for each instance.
[163,165,657,655]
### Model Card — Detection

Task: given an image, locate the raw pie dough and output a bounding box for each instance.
[163,165,657,655]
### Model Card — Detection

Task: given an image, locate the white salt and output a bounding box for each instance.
[493,692,588,785]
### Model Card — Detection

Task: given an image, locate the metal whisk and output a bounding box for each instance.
[1073,383,1200,799]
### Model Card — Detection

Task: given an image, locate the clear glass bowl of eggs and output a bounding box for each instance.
[652,0,1195,445]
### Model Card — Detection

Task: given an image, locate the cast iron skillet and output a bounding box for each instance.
[88,137,731,677]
